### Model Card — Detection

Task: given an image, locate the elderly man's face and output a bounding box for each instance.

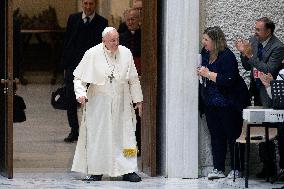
[103,30,119,53]
[82,0,96,16]
[254,21,271,42]
[125,10,140,31]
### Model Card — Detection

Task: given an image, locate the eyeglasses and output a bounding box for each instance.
[254,27,267,33]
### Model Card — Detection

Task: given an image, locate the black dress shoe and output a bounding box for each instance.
[64,132,78,143]
[122,172,141,182]
[82,175,103,181]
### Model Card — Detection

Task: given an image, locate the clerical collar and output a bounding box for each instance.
[130,26,140,34]
[82,12,95,23]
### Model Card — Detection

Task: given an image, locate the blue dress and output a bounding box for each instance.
[200,47,250,111]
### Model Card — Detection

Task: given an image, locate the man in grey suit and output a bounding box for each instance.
[236,17,284,106]
[236,17,284,178]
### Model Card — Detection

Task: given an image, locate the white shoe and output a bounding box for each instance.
[208,169,225,180]
[227,170,241,179]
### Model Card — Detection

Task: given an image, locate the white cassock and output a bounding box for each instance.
[71,43,143,177]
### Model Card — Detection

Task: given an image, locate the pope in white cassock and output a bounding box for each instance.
[71,27,143,182]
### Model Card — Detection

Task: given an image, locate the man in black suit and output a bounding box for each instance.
[119,8,141,75]
[61,0,108,143]
[119,8,142,154]
[236,17,284,178]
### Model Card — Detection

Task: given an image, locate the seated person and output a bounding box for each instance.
[259,59,284,181]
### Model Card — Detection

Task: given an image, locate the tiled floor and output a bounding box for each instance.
[4,83,283,189]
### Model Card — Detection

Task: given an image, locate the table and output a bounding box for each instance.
[243,107,284,188]
[21,29,65,84]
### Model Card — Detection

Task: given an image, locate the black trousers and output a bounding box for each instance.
[204,106,243,172]
[135,108,141,154]
[258,140,276,174]
[65,73,79,134]
[279,127,284,169]
[258,126,284,172]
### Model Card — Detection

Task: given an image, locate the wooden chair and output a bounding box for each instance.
[233,122,278,187]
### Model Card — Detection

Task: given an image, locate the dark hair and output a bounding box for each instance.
[257,17,275,34]
[203,26,227,55]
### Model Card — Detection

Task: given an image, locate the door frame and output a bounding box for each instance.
[0,0,14,179]
[141,0,157,176]
[3,0,157,178]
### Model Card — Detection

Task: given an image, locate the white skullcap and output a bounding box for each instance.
[102,27,116,38]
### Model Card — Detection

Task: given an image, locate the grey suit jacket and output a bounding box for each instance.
[241,35,284,106]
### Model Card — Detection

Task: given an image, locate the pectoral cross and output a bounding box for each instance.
[108,73,115,83]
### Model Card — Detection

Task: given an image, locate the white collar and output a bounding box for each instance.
[261,36,271,48]
[103,44,118,58]
[82,11,95,23]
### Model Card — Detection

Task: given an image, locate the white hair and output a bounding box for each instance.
[102,27,116,38]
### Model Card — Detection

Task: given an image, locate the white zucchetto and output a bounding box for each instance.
[102,27,116,38]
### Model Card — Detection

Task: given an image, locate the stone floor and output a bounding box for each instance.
[1,172,284,189]
[2,83,283,189]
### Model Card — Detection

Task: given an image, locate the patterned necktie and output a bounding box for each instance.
[257,43,264,61]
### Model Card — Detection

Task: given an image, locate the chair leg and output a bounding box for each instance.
[233,142,236,182]
[271,140,281,184]
[245,124,251,188]
[265,126,270,182]
[239,143,244,178]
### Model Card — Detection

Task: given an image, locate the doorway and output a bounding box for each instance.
[3,0,158,178]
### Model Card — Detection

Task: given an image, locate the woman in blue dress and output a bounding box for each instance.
[197,26,250,180]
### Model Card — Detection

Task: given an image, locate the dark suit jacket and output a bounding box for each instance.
[61,12,108,72]
[118,22,128,33]
[119,28,141,57]
[241,35,284,106]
